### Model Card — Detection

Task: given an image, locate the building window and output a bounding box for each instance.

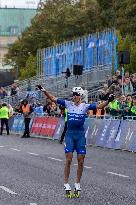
[9,26,18,35]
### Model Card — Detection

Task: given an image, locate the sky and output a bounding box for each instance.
[0,0,40,8]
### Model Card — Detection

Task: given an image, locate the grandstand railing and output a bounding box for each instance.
[37,29,118,76]
[2,65,111,105]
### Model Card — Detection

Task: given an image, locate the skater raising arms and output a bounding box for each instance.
[37,85,114,198]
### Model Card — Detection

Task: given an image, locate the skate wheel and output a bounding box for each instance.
[74,191,80,198]
[66,193,73,198]
[65,191,73,198]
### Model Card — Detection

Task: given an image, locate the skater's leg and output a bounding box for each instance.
[64,152,73,184]
[76,154,85,183]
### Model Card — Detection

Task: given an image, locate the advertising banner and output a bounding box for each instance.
[40,117,59,137]
[31,117,44,135]
[104,120,120,149]
[95,119,111,147]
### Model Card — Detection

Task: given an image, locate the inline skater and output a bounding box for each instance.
[37,85,114,198]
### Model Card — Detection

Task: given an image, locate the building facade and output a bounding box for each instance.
[0,8,37,69]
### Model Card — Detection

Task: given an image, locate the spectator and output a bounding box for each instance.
[107,98,120,116]
[112,75,118,84]
[27,80,32,91]
[0,87,8,99]
[126,95,133,108]
[10,83,18,96]
[116,70,122,80]
[96,101,106,118]
[131,74,136,92]
[130,96,136,119]
[34,103,44,116]
[50,102,60,117]
[119,95,128,117]
[114,84,122,97]
[8,104,14,118]
[99,84,109,101]
[43,99,52,115]
[124,71,130,78]
[123,77,133,95]
[106,75,112,87]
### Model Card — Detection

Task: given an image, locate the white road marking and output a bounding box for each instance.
[10,148,21,152]
[0,186,17,195]
[0,146,4,148]
[107,172,129,178]
[48,157,63,162]
[30,203,37,205]
[74,164,92,169]
[84,166,92,169]
[27,152,39,156]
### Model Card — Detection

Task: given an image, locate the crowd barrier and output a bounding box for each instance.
[31,116,59,138]
[1,115,136,153]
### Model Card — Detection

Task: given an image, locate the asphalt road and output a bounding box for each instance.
[0,134,136,205]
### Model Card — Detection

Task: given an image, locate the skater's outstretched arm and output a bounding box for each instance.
[36,85,57,103]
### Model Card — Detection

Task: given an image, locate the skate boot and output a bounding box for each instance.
[74,183,81,198]
[64,183,73,198]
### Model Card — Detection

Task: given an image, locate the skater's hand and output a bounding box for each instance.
[36,85,46,92]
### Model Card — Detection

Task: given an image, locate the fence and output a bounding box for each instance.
[37,29,118,76]
[2,114,136,153]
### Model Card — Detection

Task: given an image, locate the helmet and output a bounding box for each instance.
[72,87,85,98]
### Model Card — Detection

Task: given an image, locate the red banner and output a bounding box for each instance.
[31,117,44,135]
[40,117,59,137]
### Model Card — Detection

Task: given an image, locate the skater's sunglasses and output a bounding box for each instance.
[73,92,81,96]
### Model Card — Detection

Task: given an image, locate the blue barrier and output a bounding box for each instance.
[53,117,65,140]
[85,118,96,145]
[10,115,24,133]
[125,121,136,152]
[10,115,33,134]
[95,119,111,147]
[104,120,120,149]
[43,29,118,76]
[9,115,136,154]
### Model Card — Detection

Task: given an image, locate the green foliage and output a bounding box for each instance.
[19,55,37,80]
[4,0,136,78]
[117,31,136,73]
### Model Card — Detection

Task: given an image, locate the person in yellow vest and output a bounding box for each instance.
[0,103,9,135]
[21,99,33,138]
[130,95,136,119]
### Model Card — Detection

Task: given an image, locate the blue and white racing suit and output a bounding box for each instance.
[57,99,96,155]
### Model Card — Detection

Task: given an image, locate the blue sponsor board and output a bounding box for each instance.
[53,117,65,140]
[85,118,96,145]
[16,116,24,133]
[114,120,129,150]
[11,115,24,133]
[95,119,111,147]
[104,120,120,149]
[127,121,136,152]
[120,121,136,151]
[11,116,20,133]
[8,116,14,130]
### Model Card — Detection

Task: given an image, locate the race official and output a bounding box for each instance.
[21,99,33,138]
[0,103,9,135]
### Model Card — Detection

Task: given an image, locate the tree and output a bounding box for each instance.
[19,55,37,80]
